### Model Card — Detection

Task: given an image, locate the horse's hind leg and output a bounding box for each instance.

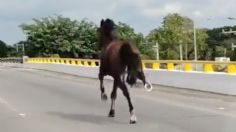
[118,80,137,124]
[99,72,107,101]
[108,79,118,117]
[138,71,146,85]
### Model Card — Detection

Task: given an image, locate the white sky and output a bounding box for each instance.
[0,0,236,44]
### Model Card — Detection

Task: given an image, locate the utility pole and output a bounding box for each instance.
[224,48,227,57]
[222,29,236,51]
[153,42,159,60]
[22,43,25,56]
[231,43,236,51]
[193,23,197,61]
[185,44,188,60]
[16,44,18,53]
[222,28,236,34]
[179,44,183,60]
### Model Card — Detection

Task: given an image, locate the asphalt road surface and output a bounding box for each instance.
[0,64,236,132]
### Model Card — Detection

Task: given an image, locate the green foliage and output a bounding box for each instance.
[147,13,208,60]
[17,14,236,60]
[0,40,7,57]
[0,40,19,57]
[20,16,98,58]
[115,22,155,59]
[207,26,236,60]
[6,45,17,57]
[196,29,209,60]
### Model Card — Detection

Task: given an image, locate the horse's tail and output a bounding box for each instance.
[120,42,138,86]
[120,42,133,63]
[120,42,147,87]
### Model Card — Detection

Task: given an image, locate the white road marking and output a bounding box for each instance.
[0,96,18,112]
[0,96,26,118]
[0,66,33,71]
[217,107,225,110]
[18,113,26,118]
[9,68,33,71]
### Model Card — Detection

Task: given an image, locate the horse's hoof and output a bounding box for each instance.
[144,82,153,92]
[101,93,107,101]
[130,120,137,124]
[108,110,115,117]
[130,110,137,124]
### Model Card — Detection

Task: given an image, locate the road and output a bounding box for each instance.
[0,64,236,132]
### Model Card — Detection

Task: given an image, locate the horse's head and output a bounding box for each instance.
[98,18,116,49]
[99,18,116,36]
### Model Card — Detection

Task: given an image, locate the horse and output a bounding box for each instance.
[98,18,147,124]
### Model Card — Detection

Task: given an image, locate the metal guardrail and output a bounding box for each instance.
[26,58,236,74]
[0,58,23,63]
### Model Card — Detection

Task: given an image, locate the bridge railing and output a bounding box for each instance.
[26,58,99,67]
[25,58,236,74]
[0,58,23,63]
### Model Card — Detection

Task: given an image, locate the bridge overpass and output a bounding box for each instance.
[0,60,236,132]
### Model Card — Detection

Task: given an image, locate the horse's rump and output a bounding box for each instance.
[102,40,125,75]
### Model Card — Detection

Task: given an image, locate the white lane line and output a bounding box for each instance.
[0,96,26,118]
[16,69,34,71]
[18,113,26,117]
[0,67,33,71]
[217,107,225,110]
[0,96,18,112]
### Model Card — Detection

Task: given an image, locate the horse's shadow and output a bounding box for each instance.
[47,111,124,125]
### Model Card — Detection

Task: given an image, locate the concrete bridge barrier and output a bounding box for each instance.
[0,58,23,63]
[21,58,236,96]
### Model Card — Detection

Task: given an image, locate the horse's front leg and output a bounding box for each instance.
[108,79,118,117]
[99,72,107,101]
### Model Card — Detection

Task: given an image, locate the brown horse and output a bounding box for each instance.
[98,18,147,124]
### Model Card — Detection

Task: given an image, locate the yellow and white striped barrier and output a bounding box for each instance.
[26,58,100,67]
[184,63,192,72]
[25,58,236,74]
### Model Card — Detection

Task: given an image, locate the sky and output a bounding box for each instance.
[0,0,236,44]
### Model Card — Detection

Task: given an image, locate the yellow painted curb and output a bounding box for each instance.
[184,63,192,72]
[227,64,236,74]
[152,63,159,70]
[204,64,213,73]
[167,63,174,71]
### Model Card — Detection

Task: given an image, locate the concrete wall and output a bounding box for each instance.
[20,63,236,95]
[144,70,236,95]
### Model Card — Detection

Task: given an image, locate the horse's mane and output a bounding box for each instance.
[99,18,139,52]
[99,19,116,49]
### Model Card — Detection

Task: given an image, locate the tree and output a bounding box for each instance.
[20,15,98,58]
[194,29,209,60]
[0,40,7,57]
[6,45,17,57]
[146,28,163,59]
[147,13,208,60]
[11,41,26,57]
[115,22,155,59]
[207,26,236,60]
[147,13,191,59]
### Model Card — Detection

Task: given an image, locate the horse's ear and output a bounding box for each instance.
[100,19,104,26]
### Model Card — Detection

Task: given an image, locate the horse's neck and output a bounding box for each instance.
[101,36,114,48]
